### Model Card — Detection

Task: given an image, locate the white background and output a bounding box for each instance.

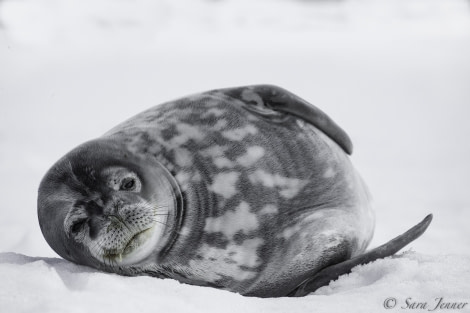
[0,0,469,312]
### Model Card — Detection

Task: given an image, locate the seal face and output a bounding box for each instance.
[38,140,184,270]
[38,85,375,297]
[63,164,171,266]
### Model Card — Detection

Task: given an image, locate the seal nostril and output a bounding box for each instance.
[88,218,101,239]
[85,200,104,216]
[109,215,122,225]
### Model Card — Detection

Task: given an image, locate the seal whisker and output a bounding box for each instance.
[153,219,168,226]
[148,203,171,211]
[151,213,171,217]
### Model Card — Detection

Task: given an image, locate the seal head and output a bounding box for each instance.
[38,138,183,272]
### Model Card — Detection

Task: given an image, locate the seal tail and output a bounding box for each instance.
[289,214,433,297]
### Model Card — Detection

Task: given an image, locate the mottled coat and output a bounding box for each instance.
[103,85,374,296]
[38,85,374,297]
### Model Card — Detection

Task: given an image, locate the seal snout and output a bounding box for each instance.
[66,195,166,265]
[82,200,104,217]
[69,197,133,240]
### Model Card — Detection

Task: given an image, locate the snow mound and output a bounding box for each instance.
[1,251,469,313]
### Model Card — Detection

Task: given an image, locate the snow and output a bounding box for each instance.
[1,251,469,313]
[1,0,470,312]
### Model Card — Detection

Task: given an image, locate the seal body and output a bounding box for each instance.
[38,85,374,297]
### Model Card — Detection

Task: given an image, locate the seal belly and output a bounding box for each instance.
[105,91,374,294]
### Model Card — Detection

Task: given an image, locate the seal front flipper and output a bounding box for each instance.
[288,214,433,297]
[213,84,353,155]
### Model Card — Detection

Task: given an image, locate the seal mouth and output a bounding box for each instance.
[103,227,154,261]
[123,228,153,255]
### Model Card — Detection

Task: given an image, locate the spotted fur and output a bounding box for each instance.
[38,85,374,297]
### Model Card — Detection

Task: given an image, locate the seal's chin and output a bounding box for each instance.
[103,222,166,266]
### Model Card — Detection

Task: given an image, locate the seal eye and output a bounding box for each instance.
[121,177,136,191]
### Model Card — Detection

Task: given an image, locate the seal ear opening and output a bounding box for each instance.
[289,214,433,297]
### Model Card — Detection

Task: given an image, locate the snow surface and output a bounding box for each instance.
[1,251,469,313]
[1,0,470,312]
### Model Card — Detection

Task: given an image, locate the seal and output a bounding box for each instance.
[37,85,432,297]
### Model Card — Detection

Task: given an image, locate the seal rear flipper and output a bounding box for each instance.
[213,84,353,155]
[288,214,433,297]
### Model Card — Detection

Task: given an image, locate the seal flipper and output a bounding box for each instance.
[288,214,433,297]
[213,85,353,155]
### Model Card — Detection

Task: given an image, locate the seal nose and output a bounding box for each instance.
[101,194,124,217]
[85,200,104,217]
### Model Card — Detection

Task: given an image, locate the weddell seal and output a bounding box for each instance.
[37,85,432,297]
